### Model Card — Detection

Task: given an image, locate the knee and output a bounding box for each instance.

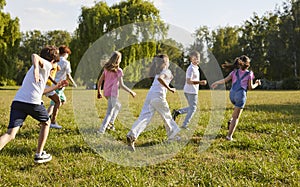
[190,105,197,112]
[6,131,17,141]
[55,100,62,108]
[115,102,121,110]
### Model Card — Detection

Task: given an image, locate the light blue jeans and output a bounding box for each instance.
[178,93,198,127]
[99,96,121,133]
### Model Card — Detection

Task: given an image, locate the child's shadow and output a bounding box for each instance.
[2,146,33,157]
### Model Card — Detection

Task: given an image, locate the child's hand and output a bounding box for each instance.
[97,92,102,99]
[57,80,69,89]
[211,82,218,89]
[256,79,261,86]
[130,91,136,98]
[170,88,176,93]
[200,80,207,86]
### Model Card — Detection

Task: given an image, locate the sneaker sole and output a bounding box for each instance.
[168,127,180,140]
[34,156,52,164]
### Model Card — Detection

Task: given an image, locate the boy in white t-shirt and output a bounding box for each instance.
[0,46,68,163]
[172,51,207,129]
[48,45,77,129]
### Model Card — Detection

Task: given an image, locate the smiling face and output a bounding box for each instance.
[190,54,200,65]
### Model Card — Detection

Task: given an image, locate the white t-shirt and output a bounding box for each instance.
[14,58,52,104]
[149,69,173,96]
[183,63,200,94]
[55,56,72,82]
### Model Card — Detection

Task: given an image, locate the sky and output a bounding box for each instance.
[4,0,285,33]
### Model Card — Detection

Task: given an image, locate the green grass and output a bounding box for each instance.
[0,88,299,186]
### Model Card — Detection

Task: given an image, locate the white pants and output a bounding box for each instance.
[127,92,179,139]
[99,97,121,133]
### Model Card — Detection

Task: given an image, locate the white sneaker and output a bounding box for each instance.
[34,151,52,163]
[96,130,104,134]
[168,127,180,140]
[50,123,62,129]
[226,136,233,141]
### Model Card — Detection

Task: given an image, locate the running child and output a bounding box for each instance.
[211,55,261,141]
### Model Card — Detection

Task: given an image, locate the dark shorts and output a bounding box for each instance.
[229,89,247,108]
[8,101,49,129]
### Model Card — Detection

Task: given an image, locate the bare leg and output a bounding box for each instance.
[48,94,61,124]
[0,127,20,150]
[36,121,50,154]
[227,107,243,140]
[47,105,54,117]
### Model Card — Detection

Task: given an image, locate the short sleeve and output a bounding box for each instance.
[249,71,255,80]
[117,68,123,78]
[65,61,72,74]
[186,66,193,79]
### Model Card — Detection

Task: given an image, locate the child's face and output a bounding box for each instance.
[191,55,200,65]
[164,59,170,69]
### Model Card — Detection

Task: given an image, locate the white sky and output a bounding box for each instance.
[4,0,285,33]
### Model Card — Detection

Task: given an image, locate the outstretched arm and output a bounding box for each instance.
[118,76,136,97]
[248,79,261,90]
[211,74,232,89]
[44,80,68,94]
[157,74,176,93]
[67,73,77,87]
[97,72,105,99]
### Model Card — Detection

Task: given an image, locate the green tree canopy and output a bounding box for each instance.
[0,0,21,85]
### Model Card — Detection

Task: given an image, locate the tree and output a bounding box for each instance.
[70,0,167,85]
[16,30,72,84]
[0,0,21,85]
[211,26,241,73]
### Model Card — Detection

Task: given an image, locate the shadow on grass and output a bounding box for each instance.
[246,104,300,116]
[63,144,94,153]
[1,146,33,157]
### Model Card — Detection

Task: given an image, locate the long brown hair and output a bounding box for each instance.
[221,55,251,71]
[104,51,122,72]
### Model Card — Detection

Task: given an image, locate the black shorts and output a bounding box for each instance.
[8,101,49,129]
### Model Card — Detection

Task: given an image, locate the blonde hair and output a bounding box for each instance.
[189,51,200,59]
[149,54,169,77]
[104,51,122,72]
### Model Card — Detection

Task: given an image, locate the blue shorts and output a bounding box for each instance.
[8,101,49,129]
[229,89,247,108]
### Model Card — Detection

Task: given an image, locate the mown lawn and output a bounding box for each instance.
[0,88,299,186]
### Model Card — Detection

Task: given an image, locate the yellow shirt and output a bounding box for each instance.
[46,63,59,86]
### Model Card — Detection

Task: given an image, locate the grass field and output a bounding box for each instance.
[0,88,299,186]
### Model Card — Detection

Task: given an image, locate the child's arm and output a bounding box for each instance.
[211,74,232,89]
[31,54,44,83]
[248,79,261,90]
[157,74,176,93]
[118,76,136,97]
[97,72,105,99]
[48,76,57,85]
[187,79,207,86]
[67,73,77,87]
[44,80,68,94]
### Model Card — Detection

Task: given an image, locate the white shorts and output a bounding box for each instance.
[45,90,56,97]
